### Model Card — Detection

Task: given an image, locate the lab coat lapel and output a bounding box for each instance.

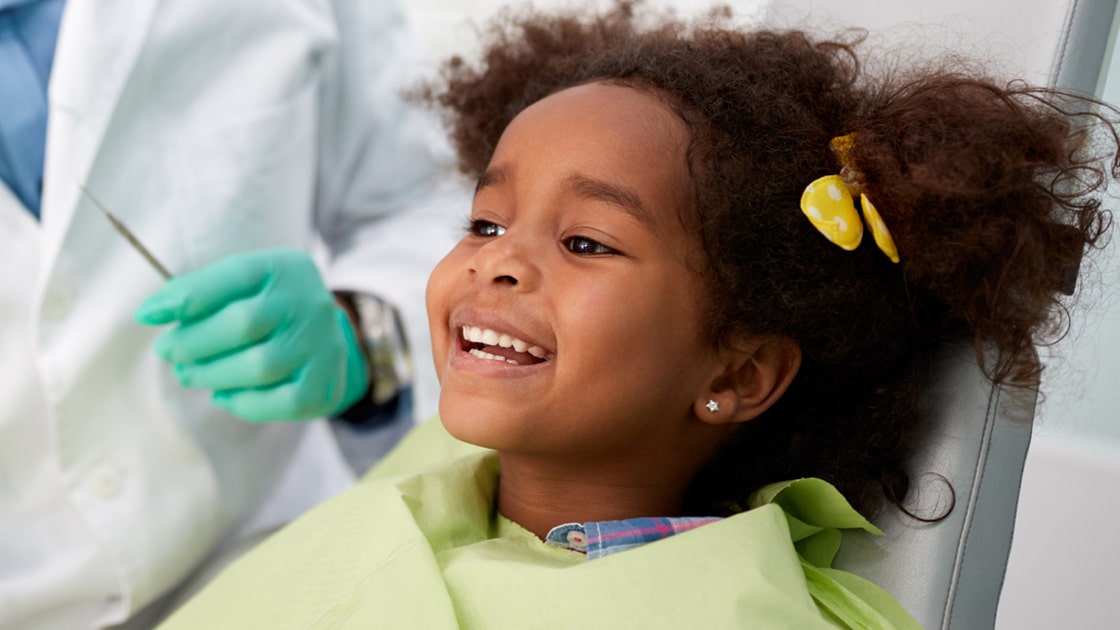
[39,0,160,265]
[0,178,39,242]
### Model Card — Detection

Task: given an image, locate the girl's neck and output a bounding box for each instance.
[495,452,696,540]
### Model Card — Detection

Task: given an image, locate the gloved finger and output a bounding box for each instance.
[170,336,307,391]
[134,251,280,326]
[153,291,287,364]
[211,379,331,423]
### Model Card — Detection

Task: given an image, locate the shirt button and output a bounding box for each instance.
[42,290,73,321]
[86,463,125,500]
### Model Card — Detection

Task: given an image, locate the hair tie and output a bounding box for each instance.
[799,133,900,263]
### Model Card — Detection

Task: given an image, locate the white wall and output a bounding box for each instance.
[997,2,1120,624]
[401,2,1120,627]
[406,0,769,63]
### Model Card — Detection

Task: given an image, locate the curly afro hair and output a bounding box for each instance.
[422,0,1115,516]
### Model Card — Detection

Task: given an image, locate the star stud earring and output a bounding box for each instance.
[705,400,720,413]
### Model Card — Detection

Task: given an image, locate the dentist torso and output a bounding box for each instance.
[0,1,449,627]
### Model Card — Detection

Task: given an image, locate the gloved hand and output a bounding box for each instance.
[134,248,370,422]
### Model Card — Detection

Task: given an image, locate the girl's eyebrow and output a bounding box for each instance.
[476,166,656,230]
[475,167,508,193]
[566,174,655,230]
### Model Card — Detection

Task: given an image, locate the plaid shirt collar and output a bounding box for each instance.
[545,516,723,560]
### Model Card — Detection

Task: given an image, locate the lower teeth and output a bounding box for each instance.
[469,348,520,365]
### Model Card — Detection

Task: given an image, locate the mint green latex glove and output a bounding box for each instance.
[134,249,370,422]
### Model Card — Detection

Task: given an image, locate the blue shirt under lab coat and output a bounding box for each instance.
[0,0,65,217]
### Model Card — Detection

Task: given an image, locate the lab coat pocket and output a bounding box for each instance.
[169,81,320,271]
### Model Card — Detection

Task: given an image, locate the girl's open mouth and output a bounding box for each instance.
[458,325,552,366]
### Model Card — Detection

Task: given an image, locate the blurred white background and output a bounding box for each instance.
[401,1,1120,627]
[406,0,770,62]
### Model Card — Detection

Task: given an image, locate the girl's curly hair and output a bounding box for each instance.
[423,1,1115,516]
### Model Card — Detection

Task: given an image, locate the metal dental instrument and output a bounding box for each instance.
[80,185,173,280]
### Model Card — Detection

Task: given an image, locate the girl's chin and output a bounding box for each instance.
[438,407,500,448]
[438,406,546,455]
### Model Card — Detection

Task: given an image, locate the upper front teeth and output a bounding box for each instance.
[462,326,549,359]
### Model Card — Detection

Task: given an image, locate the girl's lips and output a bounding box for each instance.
[449,311,555,371]
[454,320,555,365]
[459,324,552,365]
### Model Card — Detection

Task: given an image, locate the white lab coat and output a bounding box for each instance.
[0,1,459,628]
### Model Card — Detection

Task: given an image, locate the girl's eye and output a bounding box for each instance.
[564,236,619,256]
[468,219,506,238]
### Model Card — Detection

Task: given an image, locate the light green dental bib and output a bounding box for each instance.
[160,420,919,629]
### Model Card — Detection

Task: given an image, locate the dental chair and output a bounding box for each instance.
[763,0,1119,627]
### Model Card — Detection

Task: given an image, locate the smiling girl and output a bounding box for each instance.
[161,2,1115,628]
[425,81,777,538]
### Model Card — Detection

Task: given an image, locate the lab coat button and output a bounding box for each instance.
[103,593,125,618]
[42,290,73,320]
[87,464,125,500]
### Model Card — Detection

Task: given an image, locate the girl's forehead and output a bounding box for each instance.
[491,83,687,193]
[506,82,685,146]
[484,81,701,254]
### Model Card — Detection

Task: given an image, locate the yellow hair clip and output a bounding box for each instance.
[799,133,900,263]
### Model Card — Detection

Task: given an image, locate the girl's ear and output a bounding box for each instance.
[693,336,801,426]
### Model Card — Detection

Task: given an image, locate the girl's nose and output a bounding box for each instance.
[469,233,538,289]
